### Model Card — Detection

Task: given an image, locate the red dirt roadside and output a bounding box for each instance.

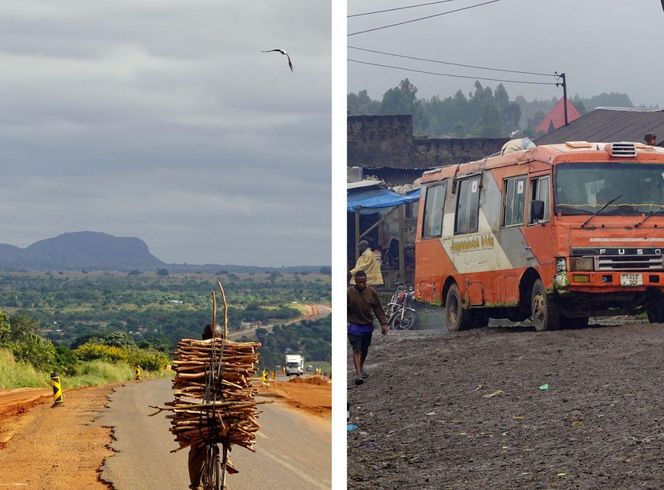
[0,384,117,489]
[0,376,331,489]
[258,376,332,419]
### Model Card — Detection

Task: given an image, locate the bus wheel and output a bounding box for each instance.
[647,302,664,323]
[445,284,472,332]
[530,279,559,331]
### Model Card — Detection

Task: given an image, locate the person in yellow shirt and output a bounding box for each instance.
[349,240,383,286]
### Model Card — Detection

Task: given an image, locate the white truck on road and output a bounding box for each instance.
[285,354,304,376]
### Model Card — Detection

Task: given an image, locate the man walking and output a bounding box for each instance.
[347,270,388,385]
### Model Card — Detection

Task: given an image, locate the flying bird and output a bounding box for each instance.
[261,49,293,72]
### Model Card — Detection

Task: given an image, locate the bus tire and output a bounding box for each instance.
[445,284,472,332]
[530,279,560,331]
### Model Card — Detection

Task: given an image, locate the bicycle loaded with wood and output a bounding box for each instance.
[151,280,265,489]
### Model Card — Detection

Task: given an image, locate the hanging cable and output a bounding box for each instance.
[349,0,457,18]
[348,46,555,77]
[348,0,502,36]
[348,58,557,86]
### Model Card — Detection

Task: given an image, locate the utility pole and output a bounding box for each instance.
[555,72,568,126]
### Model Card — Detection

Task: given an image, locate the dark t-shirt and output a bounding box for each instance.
[347,285,387,326]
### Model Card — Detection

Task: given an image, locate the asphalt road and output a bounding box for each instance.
[99,378,330,490]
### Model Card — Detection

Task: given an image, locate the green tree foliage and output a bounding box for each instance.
[256,315,331,369]
[54,345,79,376]
[347,89,381,116]
[0,311,9,344]
[0,272,330,355]
[348,82,638,138]
[0,313,56,371]
[381,78,419,116]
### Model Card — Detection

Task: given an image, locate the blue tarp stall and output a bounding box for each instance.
[347,187,420,213]
[347,186,421,282]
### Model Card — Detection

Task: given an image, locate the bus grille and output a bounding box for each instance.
[595,254,664,271]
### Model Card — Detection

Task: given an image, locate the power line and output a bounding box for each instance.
[348,0,502,36]
[348,0,458,18]
[348,58,557,86]
[348,46,555,78]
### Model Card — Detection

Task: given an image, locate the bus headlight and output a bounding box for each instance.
[570,257,594,271]
[556,257,567,272]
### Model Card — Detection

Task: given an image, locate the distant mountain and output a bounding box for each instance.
[0,232,165,271]
[0,232,330,273]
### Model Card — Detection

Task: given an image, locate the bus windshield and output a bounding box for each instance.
[555,163,664,216]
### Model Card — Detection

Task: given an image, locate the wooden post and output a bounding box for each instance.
[354,210,360,261]
[398,205,405,282]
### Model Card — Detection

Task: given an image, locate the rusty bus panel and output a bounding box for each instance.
[415,141,664,331]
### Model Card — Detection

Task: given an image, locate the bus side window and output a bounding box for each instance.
[503,176,527,227]
[530,176,551,223]
[422,183,446,239]
[455,175,481,235]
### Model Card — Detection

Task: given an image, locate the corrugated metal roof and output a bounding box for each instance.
[347,179,383,190]
[535,108,664,145]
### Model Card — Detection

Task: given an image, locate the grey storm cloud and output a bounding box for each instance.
[348,0,664,108]
[0,1,331,266]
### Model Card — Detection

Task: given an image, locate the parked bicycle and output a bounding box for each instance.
[386,285,417,330]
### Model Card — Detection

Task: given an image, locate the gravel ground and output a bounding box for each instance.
[348,315,664,489]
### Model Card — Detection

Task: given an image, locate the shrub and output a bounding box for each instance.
[11,333,57,371]
[54,345,79,376]
[74,342,169,371]
[74,343,129,363]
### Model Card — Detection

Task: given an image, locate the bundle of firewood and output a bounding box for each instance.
[155,337,263,453]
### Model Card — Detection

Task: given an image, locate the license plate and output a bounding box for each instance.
[620,273,643,286]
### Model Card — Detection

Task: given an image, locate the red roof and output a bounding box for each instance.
[536,98,581,133]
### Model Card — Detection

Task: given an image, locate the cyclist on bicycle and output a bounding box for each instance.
[188,323,236,489]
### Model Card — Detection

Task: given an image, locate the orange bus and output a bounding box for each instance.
[414,140,664,331]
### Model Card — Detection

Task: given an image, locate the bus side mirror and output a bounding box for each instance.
[531,200,545,222]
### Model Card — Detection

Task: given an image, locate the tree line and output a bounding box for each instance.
[348,79,637,138]
[253,316,332,369]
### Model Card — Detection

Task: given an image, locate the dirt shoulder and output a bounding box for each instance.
[348,321,664,489]
[0,376,330,489]
[258,376,331,420]
[0,384,117,489]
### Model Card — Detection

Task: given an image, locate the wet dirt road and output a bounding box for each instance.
[348,317,664,489]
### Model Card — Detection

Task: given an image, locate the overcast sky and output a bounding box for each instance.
[348,0,664,108]
[0,1,330,266]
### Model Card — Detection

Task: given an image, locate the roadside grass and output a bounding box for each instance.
[65,360,133,388]
[0,349,46,388]
[0,348,173,390]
